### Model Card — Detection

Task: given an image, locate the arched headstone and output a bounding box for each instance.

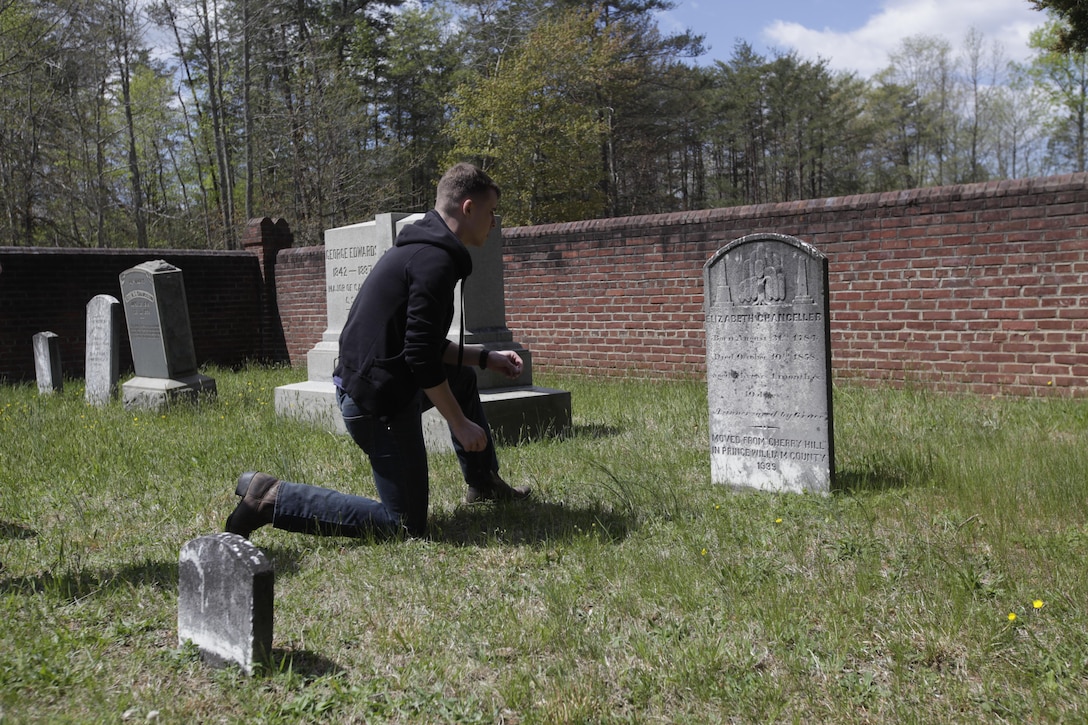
[178,533,273,674]
[704,233,835,494]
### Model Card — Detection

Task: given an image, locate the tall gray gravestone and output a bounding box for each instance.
[275,214,571,449]
[85,294,121,406]
[33,331,62,394]
[425,219,570,451]
[119,260,216,409]
[704,233,835,494]
[178,533,273,674]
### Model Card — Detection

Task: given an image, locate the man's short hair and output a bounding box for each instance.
[436,163,501,214]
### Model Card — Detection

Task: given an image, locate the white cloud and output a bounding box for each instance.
[765,0,1046,77]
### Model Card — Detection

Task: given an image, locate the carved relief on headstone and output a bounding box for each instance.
[33,331,62,395]
[178,533,274,674]
[704,233,835,494]
[85,294,121,406]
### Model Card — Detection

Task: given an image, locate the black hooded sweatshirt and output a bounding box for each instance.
[334,210,473,417]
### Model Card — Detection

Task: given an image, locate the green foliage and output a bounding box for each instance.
[1031,0,1088,52]
[380,3,469,210]
[2,369,1088,720]
[446,8,617,225]
[1018,20,1088,173]
[708,44,872,206]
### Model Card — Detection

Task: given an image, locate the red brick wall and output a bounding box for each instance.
[498,174,1088,397]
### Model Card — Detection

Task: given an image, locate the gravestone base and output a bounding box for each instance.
[423,386,571,451]
[274,382,571,451]
[305,338,339,384]
[273,381,342,431]
[122,374,217,411]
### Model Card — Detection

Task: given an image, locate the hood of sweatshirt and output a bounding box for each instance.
[394,209,473,280]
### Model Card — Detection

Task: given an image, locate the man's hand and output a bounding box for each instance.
[488,350,523,380]
[451,418,488,452]
[424,380,488,452]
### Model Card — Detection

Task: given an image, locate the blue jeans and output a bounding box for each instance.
[271,365,499,539]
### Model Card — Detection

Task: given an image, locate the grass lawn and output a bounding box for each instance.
[1,366,1087,723]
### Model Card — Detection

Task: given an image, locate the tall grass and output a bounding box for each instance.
[1,367,1087,722]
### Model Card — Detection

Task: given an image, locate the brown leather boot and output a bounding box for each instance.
[465,471,531,504]
[225,471,281,538]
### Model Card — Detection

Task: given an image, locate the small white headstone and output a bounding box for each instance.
[85,294,121,406]
[33,331,62,394]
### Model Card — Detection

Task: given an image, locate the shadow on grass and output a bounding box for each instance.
[572,423,622,440]
[834,466,916,494]
[0,558,178,600]
[0,520,37,539]
[427,498,635,547]
[494,422,622,447]
[0,499,632,595]
[0,546,311,600]
[267,648,346,679]
[259,545,308,576]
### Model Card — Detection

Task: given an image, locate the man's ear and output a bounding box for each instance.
[460,197,474,218]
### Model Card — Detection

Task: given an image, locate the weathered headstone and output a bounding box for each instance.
[704,233,835,494]
[85,294,121,406]
[119,260,216,409]
[33,331,62,394]
[178,533,273,674]
[274,215,571,448]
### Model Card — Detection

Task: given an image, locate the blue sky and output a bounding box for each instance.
[655,0,1049,77]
